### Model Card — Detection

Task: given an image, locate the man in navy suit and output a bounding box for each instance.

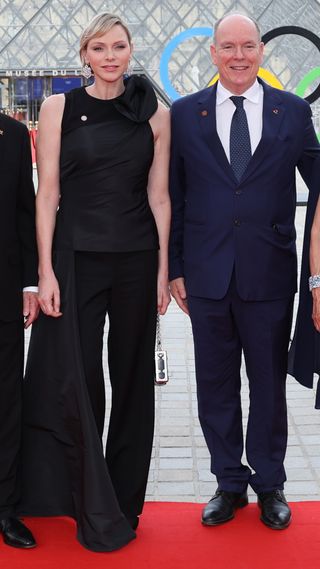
[169,13,320,529]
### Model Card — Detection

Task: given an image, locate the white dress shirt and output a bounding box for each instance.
[215,79,264,162]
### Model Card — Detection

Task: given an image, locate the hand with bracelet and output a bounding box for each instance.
[309,275,320,332]
[309,199,320,333]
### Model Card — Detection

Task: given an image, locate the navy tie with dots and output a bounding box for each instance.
[229,96,252,181]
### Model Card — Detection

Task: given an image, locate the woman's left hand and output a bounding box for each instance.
[157,276,171,315]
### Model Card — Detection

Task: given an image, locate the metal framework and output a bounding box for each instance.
[0,0,319,118]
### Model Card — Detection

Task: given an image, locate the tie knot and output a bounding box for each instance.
[230,96,245,109]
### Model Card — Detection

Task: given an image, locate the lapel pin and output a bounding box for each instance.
[201,110,208,117]
[272,108,279,114]
[0,129,3,135]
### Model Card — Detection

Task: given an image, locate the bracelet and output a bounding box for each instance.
[309,275,320,291]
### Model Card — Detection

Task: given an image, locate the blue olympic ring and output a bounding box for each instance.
[159,27,212,101]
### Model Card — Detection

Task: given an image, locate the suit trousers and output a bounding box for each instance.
[74,250,157,517]
[0,319,24,517]
[188,273,294,494]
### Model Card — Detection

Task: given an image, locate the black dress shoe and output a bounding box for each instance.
[127,516,139,530]
[201,490,248,526]
[258,490,291,529]
[0,517,36,548]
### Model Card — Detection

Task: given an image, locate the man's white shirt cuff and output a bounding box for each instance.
[23,286,39,293]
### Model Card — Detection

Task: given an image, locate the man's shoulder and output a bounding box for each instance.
[264,83,310,111]
[0,112,28,135]
[172,86,213,112]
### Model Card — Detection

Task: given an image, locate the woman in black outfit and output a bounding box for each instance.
[19,12,171,552]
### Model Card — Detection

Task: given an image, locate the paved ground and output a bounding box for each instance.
[25,205,320,504]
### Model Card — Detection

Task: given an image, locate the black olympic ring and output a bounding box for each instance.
[261,26,320,104]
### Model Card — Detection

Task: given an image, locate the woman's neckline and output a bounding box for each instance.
[83,86,125,102]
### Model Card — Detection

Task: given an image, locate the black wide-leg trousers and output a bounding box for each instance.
[74,250,158,518]
[0,319,24,517]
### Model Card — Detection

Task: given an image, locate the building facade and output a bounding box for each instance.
[0,0,320,137]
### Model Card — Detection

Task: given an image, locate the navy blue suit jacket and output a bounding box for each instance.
[169,80,320,302]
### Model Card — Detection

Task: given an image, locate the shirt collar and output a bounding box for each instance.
[216,79,261,105]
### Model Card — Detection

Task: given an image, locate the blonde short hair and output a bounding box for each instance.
[79,12,132,64]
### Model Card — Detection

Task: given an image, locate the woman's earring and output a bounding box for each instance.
[82,63,92,79]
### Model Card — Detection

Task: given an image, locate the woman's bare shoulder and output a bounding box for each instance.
[155,100,170,120]
[40,94,65,116]
[149,100,170,139]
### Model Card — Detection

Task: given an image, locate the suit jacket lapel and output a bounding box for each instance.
[196,80,286,184]
[197,84,237,181]
[240,80,285,183]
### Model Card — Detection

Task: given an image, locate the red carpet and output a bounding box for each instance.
[1,502,319,569]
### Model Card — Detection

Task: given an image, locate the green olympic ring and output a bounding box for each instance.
[296,67,320,98]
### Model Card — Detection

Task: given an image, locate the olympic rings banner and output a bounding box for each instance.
[160,25,320,105]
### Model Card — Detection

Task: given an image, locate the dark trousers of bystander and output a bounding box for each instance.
[0,319,24,518]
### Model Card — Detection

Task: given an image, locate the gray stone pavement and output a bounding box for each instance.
[24,205,320,504]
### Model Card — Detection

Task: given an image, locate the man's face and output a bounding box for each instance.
[210,15,264,94]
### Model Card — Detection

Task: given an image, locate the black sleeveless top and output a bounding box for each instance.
[54,75,159,252]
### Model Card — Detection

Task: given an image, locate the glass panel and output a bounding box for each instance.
[52,76,82,94]
[28,78,44,126]
[0,78,9,111]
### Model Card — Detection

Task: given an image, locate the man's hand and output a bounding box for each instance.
[312,288,320,332]
[169,277,189,315]
[23,291,40,329]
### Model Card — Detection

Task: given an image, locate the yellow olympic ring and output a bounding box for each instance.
[208,67,284,90]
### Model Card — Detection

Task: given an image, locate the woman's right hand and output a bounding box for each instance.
[38,271,63,318]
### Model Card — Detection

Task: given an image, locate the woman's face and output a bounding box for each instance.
[85,24,132,83]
